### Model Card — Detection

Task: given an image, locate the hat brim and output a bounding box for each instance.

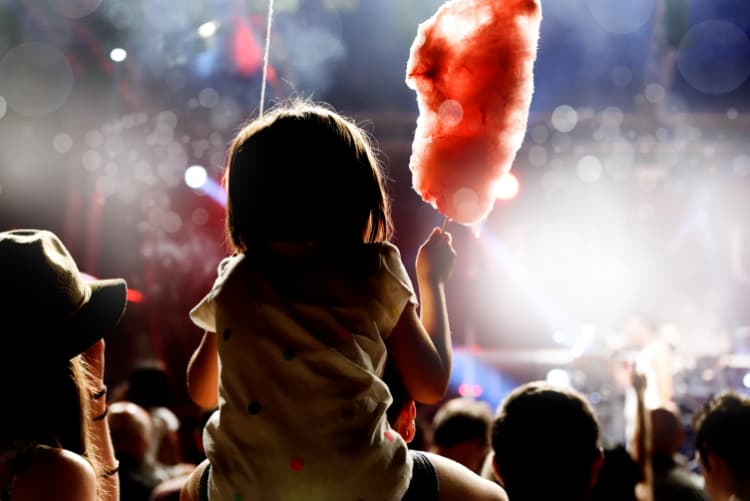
[60,278,128,360]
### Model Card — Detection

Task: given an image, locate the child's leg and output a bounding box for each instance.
[180,459,210,501]
[424,452,508,501]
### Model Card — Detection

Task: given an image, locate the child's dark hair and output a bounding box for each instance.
[225,99,393,251]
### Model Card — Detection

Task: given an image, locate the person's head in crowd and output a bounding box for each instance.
[382,360,417,444]
[432,397,493,473]
[694,391,750,501]
[588,445,640,501]
[491,382,603,501]
[0,229,127,500]
[108,401,153,465]
[651,406,684,459]
[127,362,171,410]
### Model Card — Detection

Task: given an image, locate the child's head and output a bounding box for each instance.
[225,99,392,251]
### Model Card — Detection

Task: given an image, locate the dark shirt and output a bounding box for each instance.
[653,454,708,501]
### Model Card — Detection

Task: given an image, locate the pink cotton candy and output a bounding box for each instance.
[406,0,541,224]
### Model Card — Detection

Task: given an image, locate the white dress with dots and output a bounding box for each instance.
[190,242,417,501]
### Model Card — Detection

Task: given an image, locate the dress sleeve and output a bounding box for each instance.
[376,243,418,339]
[189,255,243,332]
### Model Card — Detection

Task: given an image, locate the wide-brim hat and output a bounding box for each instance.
[0,229,127,361]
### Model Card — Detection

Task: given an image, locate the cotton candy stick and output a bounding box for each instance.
[406,0,542,225]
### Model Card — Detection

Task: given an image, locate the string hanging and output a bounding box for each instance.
[259,0,275,117]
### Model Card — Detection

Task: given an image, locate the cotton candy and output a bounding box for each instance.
[406,0,541,224]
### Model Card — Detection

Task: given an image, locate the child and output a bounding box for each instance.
[182,100,506,501]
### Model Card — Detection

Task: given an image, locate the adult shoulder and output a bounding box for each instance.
[11,448,97,501]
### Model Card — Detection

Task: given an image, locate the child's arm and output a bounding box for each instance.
[187,331,219,409]
[386,228,456,404]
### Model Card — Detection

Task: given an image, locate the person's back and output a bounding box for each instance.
[650,407,707,501]
[491,382,604,501]
[183,100,506,501]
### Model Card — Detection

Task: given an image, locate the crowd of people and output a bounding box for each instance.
[2,100,749,500]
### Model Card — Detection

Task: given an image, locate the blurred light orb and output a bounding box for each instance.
[546,369,571,387]
[601,106,624,128]
[109,48,127,62]
[0,43,74,117]
[677,20,750,95]
[528,145,547,167]
[495,172,520,200]
[163,212,183,233]
[530,124,549,144]
[645,83,666,103]
[438,99,464,128]
[0,96,6,120]
[156,110,178,130]
[192,208,209,226]
[744,372,750,389]
[727,108,739,120]
[45,0,102,18]
[612,65,633,87]
[82,150,102,171]
[586,0,656,34]
[53,133,73,153]
[551,105,578,133]
[185,165,208,189]
[199,88,220,108]
[198,21,218,39]
[577,155,603,183]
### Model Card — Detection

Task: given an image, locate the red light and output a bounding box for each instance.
[126,288,144,303]
[458,383,483,398]
[495,172,520,200]
[233,18,263,75]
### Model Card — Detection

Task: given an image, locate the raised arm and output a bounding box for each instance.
[386,228,456,404]
[187,331,219,409]
[82,339,119,501]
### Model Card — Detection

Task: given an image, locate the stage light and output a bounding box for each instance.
[743,372,750,389]
[198,21,218,39]
[546,368,571,387]
[185,165,208,189]
[109,48,127,62]
[495,172,520,200]
[458,383,483,398]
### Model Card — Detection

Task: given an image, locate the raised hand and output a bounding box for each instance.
[416,227,457,285]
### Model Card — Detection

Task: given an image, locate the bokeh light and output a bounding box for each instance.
[0,43,74,117]
[184,165,208,189]
[585,0,656,34]
[53,133,73,153]
[495,172,520,200]
[677,20,750,95]
[551,105,578,133]
[546,369,571,387]
[109,48,128,62]
[198,21,218,39]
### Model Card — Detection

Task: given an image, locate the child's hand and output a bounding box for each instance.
[416,227,456,285]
